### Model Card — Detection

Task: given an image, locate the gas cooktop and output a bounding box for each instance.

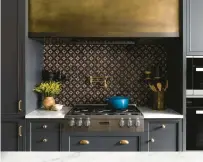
[66,104,142,116]
[64,104,144,132]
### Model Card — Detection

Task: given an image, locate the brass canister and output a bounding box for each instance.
[152,91,165,110]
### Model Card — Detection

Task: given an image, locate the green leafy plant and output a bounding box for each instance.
[33,81,62,97]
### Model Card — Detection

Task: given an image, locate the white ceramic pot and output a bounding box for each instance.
[55,104,63,111]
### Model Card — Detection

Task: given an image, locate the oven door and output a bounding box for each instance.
[193,58,203,95]
[187,108,203,150]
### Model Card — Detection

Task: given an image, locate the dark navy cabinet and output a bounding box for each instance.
[1,0,25,116]
[69,136,139,151]
[1,0,26,151]
[1,119,25,151]
[145,119,182,151]
[61,134,142,151]
[26,120,61,151]
[26,119,182,151]
[186,0,203,55]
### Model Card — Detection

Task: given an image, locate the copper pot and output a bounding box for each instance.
[43,97,56,110]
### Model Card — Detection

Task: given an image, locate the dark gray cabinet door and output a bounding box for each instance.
[26,121,61,151]
[30,131,61,151]
[187,0,203,55]
[1,120,25,151]
[1,0,25,116]
[147,120,182,151]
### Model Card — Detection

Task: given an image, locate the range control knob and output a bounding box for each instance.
[127,118,133,127]
[84,118,91,127]
[76,118,83,127]
[135,118,141,127]
[119,118,125,127]
[69,118,75,127]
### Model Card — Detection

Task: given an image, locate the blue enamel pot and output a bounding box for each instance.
[105,96,129,110]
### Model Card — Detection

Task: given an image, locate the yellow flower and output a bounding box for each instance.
[33,81,62,97]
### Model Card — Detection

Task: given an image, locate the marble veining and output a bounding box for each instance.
[1,152,203,162]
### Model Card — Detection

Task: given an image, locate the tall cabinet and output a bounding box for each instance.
[1,0,25,151]
[186,0,203,55]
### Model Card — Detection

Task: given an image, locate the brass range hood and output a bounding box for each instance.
[29,0,179,38]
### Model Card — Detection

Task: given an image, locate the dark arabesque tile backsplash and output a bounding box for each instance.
[43,39,167,106]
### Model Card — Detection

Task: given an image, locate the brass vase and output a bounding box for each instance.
[152,91,165,110]
[43,97,56,110]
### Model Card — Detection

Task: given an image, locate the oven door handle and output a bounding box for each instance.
[195,68,203,72]
[196,110,203,114]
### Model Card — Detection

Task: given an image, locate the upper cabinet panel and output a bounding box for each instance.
[187,0,203,55]
[29,0,179,37]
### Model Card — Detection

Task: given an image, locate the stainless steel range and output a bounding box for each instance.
[64,104,144,132]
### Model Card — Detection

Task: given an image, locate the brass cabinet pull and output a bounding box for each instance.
[161,124,166,129]
[150,138,155,143]
[42,125,48,129]
[79,140,89,145]
[18,125,22,137]
[42,139,48,143]
[120,140,129,145]
[18,100,22,112]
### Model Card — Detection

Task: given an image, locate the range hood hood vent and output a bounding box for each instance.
[29,0,179,38]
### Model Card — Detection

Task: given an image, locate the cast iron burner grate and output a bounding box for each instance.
[67,104,141,116]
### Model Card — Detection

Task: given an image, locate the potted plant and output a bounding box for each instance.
[33,81,62,110]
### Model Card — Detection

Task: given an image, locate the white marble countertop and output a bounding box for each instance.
[25,106,72,118]
[138,107,184,119]
[25,106,183,119]
[2,152,203,162]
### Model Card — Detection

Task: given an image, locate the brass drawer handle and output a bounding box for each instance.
[120,140,129,145]
[161,124,166,129]
[42,138,48,143]
[18,100,22,112]
[79,140,89,145]
[42,125,48,129]
[18,125,22,137]
[150,138,155,143]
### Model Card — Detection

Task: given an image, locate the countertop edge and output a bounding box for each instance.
[25,106,72,119]
[138,107,184,119]
[25,106,184,119]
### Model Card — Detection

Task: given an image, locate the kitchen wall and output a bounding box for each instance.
[43,38,167,107]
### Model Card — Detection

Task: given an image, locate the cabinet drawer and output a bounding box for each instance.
[149,122,178,151]
[70,136,139,151]
[30,131,60,151]
[149,122,171,132]
[30,122,60,131]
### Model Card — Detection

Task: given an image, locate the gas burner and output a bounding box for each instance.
[113,111,132,115]
[95,112,109,115]
[73,112,86,115]
[97,109,111,114]
[97,109,104,113]
[81,109,89,112]
[119,113,132,115]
